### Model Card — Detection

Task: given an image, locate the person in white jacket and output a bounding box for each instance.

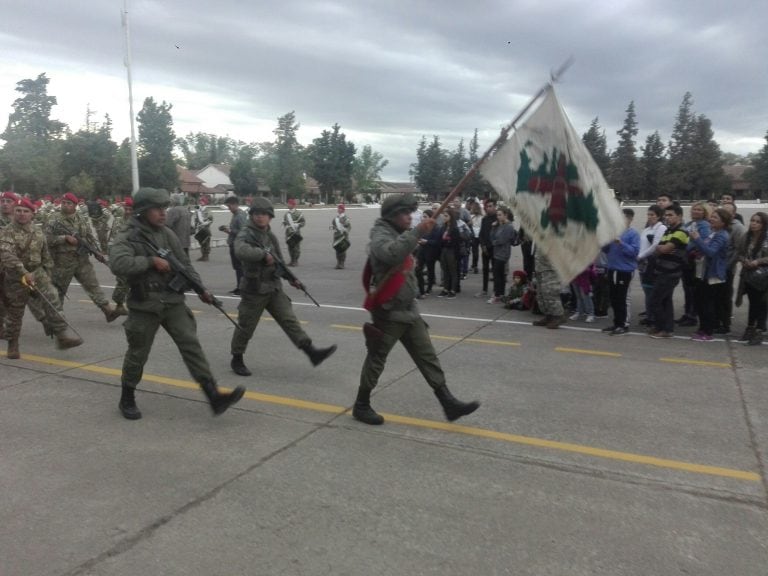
[637,205,667,325]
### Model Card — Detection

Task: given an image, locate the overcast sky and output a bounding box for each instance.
[1,0,766,181]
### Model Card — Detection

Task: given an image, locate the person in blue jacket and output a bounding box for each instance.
[688,208,731,341]
[600,208,640,335]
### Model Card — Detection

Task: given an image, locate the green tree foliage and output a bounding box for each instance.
[746,131,768,197]
[609,101,641,200]
[581,117,611,177]
[410,136,448,200]
[66,171,95,198]
[0,73,66,195]
[268,111,305,202]
[689,114,728,198]
[137,97,178,191]
[352,145,388,198]
[113,138,134,197]
[447,139,468,188]
[177,132,237,170]
[230,144,260,197]
[307,123,356,203]
[61,120,117,199]
[640,131,666,199]
[664,92,698,199]
[464,129,495,200]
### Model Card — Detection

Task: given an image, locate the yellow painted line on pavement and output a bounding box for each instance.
[660,357,731,369]
[3,351,758,482]
[555,347,622,358]
[331,324,520,347]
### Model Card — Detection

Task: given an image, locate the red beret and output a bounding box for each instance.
[1,191,19,202]
[62,192,79,204]
[123,197,133,207]
[338,203,345,211]
[17,197,36,212]
[287,198,297,207]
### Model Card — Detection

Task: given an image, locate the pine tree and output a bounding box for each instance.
[581,117,611,177]
[410,136,448,201]
[689,114,728,198]
[664,92,697,199]
[640,131,666,199]
[269,111,305,202]
[609,101,641,200]
[746,130,768,198]
[137,97,178,191]
[447,139,467,188]
[307,123,356,203]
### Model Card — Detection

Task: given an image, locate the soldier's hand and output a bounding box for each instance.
[264,253,274,266]
[65,235,78,246]
[151,257,171,272]
[22,273,36,288]
[290,280,302,290]
[96,253,108,264]
[198,291,214,305]
[416,216,436,235]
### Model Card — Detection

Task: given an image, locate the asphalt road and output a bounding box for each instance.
[1,205,767,576]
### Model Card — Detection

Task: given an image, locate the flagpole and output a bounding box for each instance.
[122,0,140,194]
[431,56,574,220]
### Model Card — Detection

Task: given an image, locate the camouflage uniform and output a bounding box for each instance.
[109,187,244,420]
[283,207,306,266]
[331,209,351,269]
[352,194,480,426]
[533,251,566,328]
[108,209,130,310]
[88,202,112,253]
[0,209,12,339]
[228,198,336,377]
[45,209,117,321]
[0,216,82,357]
[192,205,213,261]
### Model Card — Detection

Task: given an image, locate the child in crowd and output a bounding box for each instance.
[569,263,597,322]
[504,270,533,310]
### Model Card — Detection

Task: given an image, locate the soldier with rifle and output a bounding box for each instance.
[0,197,83,358]
[109,187,245,420]
[229,197,337,377]
[46,192,120,322]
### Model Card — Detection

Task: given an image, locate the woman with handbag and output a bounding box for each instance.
[736,212,768,345]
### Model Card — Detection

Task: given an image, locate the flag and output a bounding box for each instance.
[481,86,625,281]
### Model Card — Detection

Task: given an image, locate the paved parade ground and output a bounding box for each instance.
[2,205,767,575]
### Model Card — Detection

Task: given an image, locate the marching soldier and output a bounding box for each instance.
[353,194,480,425]
[229,197,337,377]
[0,197,83,358]
[532,250,567,329]
[282,198,305,266]
[45,192,119,322]
[88,199,112,253]
[108,196,133,316]
[192,202,213,261]
[109,187,245,420]
[0,191,20,339]
[331,203,351,269]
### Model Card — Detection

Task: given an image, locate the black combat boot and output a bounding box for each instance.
[231,353,252,376]
[434,385,480,422]
[7,339,20,360]
[352,387,384,425]
[301,343,338,366]
[55,329,83,350]
[200,379,246,415]
[119,386,142,420]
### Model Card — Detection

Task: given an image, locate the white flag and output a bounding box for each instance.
[481,87,625,281]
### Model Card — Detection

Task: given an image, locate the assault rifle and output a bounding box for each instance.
[21,276,83,339]
[263,247,320,307]
[52,220,107,264]
[139,236,244,332]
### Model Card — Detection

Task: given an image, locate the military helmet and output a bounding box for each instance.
[381,193,418,220]
[248,197,275,217]
[133,188,171,214]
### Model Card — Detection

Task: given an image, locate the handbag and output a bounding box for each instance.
[743,265,768,291]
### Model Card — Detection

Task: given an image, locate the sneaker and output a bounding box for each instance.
[585,315,595,323]
[601,326,615,333]
[569,312,581,321]
[713,327,731,335]
[678,317,697,327]
[446,292,456,299]
[474,291,488,298]
[692,333,714,342]
[437,290,449,298]
[611,327,628,335]
[487,296,500,304]
[650,331,673,339]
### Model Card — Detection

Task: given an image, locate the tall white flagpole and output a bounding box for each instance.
[122,0,140,194]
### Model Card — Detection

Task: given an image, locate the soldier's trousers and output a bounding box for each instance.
[121,302,214,389]
[359,316,446,394]
[0,272,7,333]
[52,253,109,308]
[3,270,67,340]
[231,288,311,355]
[535,268,564,317]
[287,237,301,264]
[112,276,129,305]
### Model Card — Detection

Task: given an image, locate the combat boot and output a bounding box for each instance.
[55,329,83,350]
[434,385,480,422]
[197,254,209,262]
[546,315,567,329]
[532,315,552,327]
[231,353,252,376]
[301,343,338,366]
[0,324,5,340]
[119,385,142,420]
[101,303,121,323]
[747,329,764,347]
[7,339,20,360]
[200,379,246,415]
[352,387,384,425]
[113,303,129,317]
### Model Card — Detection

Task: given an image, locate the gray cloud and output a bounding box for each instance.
[1,0,766,180]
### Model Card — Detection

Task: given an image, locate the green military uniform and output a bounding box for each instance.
[109,187,244,420]
[331,208,351,269]
[192,204,213,261]
[353,194,480,425]
[229,197,336,377]
[108,207,130,312]
[0,210,83,358]
[45,208,117,321]
[532,251,566,328]
[88,201,112,253]
[282,206,306,266]
[0,206,14,339]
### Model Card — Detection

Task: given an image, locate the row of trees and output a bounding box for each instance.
[0,73,389,202]
[409,93,768,202]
